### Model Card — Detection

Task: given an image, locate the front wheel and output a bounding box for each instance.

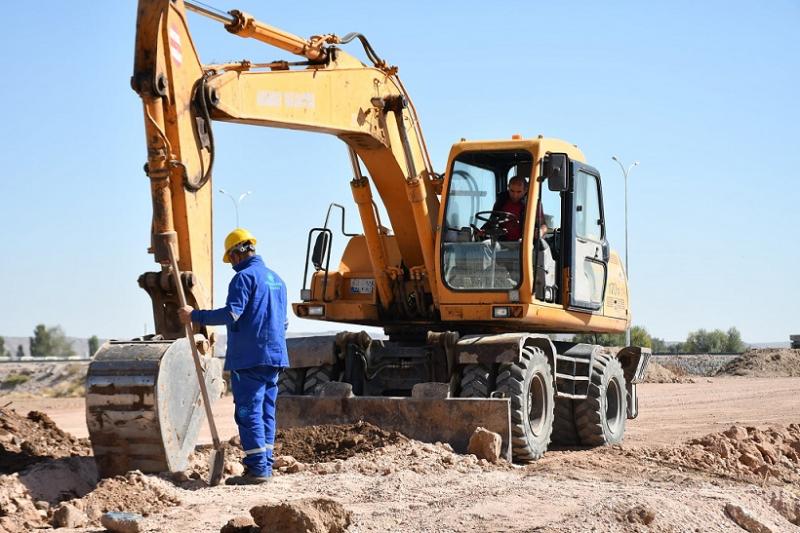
[302,364,340,395]
[574,354,627,446]
[277,368,305,395]
[496,346,555,462]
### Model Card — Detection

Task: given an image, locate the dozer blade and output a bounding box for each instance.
[276,395,512,462]
[86,338,224,477]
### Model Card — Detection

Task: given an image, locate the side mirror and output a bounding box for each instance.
[543,153,569,192]
[311,232,330,271]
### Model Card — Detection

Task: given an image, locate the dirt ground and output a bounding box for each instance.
[0,374,797,532]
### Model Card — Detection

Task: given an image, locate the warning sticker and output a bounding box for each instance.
[169,25,183,66]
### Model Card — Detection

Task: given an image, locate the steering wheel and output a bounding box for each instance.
[471,210,519,241]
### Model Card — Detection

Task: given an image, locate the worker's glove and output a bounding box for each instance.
[177,305,194,325]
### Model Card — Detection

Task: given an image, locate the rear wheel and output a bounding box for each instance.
[574,354,627,446]
[459,364,492,397]
[551,397,580,446]
[496,346,554,462]
[302,364,340,396]
[277,368,305,395]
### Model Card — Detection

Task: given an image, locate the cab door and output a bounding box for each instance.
[567,163,608,311]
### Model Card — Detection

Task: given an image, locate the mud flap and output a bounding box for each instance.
[617,346,652,420]
[276,395,513,462]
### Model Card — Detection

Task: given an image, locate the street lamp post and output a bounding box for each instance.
[611,156,639,346]
[218,189,252,228]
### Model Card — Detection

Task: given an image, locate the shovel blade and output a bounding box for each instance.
[208,448,225,486]
[276,395,512,462]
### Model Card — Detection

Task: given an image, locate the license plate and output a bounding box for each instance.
[350,278,374,294]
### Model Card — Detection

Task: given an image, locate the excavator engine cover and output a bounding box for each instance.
[86,339,224,477]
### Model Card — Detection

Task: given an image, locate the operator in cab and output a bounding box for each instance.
[178,228,288,485]
[488,175,527,241]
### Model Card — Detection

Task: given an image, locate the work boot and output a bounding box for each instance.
[225,471,272,486]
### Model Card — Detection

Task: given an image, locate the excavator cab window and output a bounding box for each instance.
[441,150,532,291]
[535,170,563,303]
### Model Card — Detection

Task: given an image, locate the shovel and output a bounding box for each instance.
[166,241,225,486]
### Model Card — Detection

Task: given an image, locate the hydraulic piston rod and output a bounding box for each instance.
[184,0,330,61]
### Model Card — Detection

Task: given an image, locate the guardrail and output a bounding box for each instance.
[651,352,744,357]
[0,357,91,363]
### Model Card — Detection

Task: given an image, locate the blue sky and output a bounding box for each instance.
[1,1,798,343]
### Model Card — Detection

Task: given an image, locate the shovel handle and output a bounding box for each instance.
[166,242,222,449]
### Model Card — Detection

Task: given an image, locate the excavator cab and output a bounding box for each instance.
[441,149,532,291]
[435,138,619,328]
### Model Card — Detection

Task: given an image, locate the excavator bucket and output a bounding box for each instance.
[85,338,224,477]
[277,392,513,462]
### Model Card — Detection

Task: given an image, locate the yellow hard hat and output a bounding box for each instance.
[223,228,257,263]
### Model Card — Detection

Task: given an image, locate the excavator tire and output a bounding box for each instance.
[495,346,554,462]
[459,364,492,397]
[551,398,580,446]
[277,368,305,395]
[302,364,339,396]
[574,353,627,446]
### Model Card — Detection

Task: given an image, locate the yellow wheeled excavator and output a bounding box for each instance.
[86,0,650,475]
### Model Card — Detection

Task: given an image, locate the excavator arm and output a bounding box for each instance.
[86,0,456,478]
[132,0,442,333]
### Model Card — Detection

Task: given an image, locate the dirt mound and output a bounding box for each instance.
[0,407,90,474]
[0,465,181,532]
[0,475,45,532]
[308,437,511,477]
[643,360,695,383]
[717,348,800,377]
[639,424,800,485]
[69,470,181,521]
[274,422,407,463]
[209,423,508,479]
[250,498,352,533]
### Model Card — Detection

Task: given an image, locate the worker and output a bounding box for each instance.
[178,228,288,485]
[487,176,528,241]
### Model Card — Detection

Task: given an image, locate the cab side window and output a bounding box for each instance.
[575,171,603,241]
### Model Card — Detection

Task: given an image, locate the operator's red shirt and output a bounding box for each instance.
[497,199,524,240]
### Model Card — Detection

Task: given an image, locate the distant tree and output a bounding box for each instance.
[574,326,652,348]
[573,331,624,346]
[630,326,653,349]
[724,327,746,353]
[684,327,741,353]
[0,336,7,357]
[29,324,75,357]
[651,337,668,353]
[16,345,24,359]
[88,335,100,357]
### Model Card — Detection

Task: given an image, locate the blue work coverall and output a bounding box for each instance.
[191,255,289,477]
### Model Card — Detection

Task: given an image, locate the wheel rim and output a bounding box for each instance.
[605,378,622,435]
[527,373,548,435]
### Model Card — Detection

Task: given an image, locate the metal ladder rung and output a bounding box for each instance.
[557,355,591,364]
[556,392,588,399]
[555,372,590,381]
